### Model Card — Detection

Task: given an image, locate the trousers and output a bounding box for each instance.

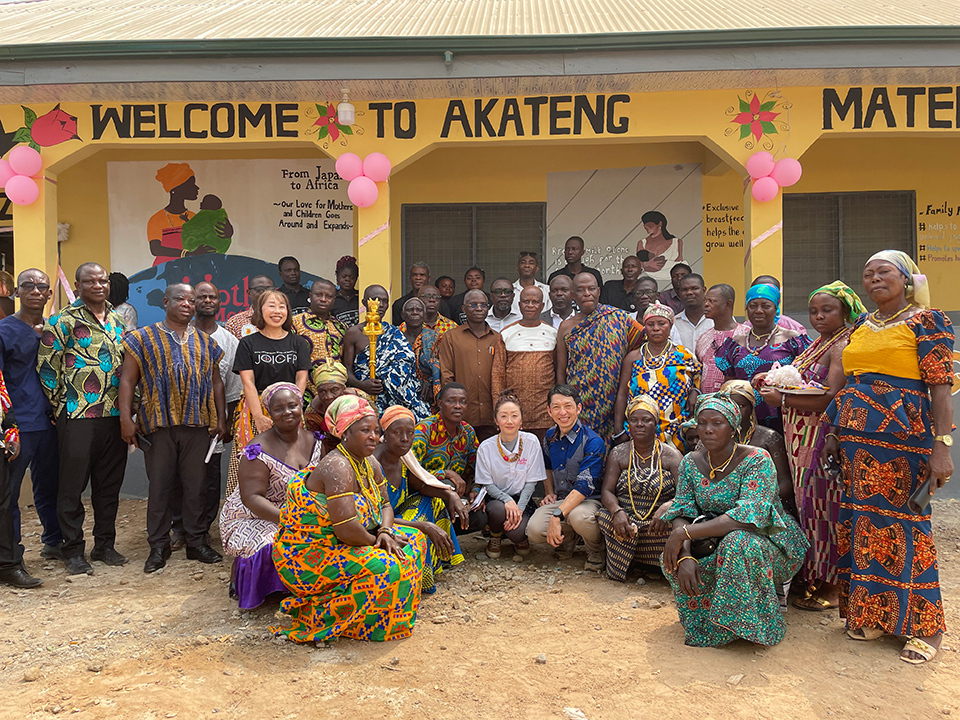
[170,451,223,539]
[0,454,23,570]
[526,499,605,557]
[57,415,127,558]
[7,426,62,546]
[143,426,210,550]
[485,495,531,544]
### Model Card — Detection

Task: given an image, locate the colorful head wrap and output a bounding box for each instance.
[324,395,376,438]
[809,281,868,324]
[694,392,742,431]
[642,301,675,325]
[866,250,930,309]
[745,283,781,322]
[625,394,660,421]
[311,359,348,387]
[718,380,757,442]
[381,405,415,430]
[155,163,195,192]
[260,382,303,410]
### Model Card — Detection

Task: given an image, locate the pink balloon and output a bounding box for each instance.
[5,175,39,206]
[8,145,42,177]
[745,151,775,180]
[362,152,392,183]
[0,159,14,188]
[770,157,803,188]
[335,152,364,182]
[348,176,379,208]
[751,176,780,203]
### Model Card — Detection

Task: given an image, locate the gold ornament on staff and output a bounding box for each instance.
[363,298,384,379]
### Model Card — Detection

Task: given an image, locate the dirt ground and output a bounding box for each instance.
[2,498,960,720]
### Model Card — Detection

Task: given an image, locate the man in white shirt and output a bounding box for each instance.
[487,277,523,332]
[512,251,551,315]
[669,273,713,350]
[541,275,575,329]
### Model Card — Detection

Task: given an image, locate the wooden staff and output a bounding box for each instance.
[363,298,384,379]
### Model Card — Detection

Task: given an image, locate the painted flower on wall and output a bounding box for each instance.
[1,104,80,155]
[311,103,352,143]
[731,94,780,142]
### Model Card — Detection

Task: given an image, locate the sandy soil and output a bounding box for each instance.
[2,498,960,720]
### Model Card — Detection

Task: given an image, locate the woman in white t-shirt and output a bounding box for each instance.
[475,391,547,559]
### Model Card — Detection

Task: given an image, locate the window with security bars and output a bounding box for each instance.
[401,203,546,296]
[782,191,915,316]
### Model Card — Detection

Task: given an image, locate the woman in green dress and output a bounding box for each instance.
[660,393,808,647]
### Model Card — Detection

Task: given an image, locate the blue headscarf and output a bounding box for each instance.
[745,283,781,323]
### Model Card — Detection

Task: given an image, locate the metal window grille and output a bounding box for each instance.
[401,203,546,295]
[782,191,915,315]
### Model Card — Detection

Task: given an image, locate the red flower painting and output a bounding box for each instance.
[732,94,780,142]
[313,103,352,142]
[3,104,80,153]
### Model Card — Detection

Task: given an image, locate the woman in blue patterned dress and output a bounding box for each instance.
[715,283,809,434]
[660,393,808,647]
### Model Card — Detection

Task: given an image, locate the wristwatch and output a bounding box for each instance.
[935,434,954,447]
[552,508,565,522]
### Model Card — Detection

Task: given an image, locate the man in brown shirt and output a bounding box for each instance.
[439,289,503,441]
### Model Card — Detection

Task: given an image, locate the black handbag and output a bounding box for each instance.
[689,513,721,559]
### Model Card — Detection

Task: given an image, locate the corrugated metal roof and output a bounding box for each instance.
[0,0,956,45]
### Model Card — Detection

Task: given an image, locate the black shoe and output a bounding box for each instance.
[0,566,43,588]
[186,544,223,564]
[143,545,172,574]
[91,546,129,566]
[64,555,94,576]
[40,544,63,560]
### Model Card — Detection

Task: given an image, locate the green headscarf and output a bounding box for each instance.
[809,281,868,324]
[693,392,742,431]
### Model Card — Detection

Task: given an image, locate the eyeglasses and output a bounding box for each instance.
[519,251,538,259]
[420,293,440,300]
[490,288,513,296]
[467,302,490,310]
[19,282,51,292]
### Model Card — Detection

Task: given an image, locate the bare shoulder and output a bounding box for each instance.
[558,313,583,337]
[660,442,684,466]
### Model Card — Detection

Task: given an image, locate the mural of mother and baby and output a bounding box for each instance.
[147,162,234,265]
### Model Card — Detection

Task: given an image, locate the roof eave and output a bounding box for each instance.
[1,25,959,61]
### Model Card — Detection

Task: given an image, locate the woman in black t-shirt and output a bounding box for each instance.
[227,290,310,493]
[331,255,360,327]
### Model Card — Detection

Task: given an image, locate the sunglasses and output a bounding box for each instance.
[519,252,538,259]
[420,293,441,300]
[467,302,490,310]
[20,282,51,292]
[490,288,514,296]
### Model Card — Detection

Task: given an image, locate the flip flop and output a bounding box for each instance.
[792,595,839,612]
[901,637,939,665]
[847,626,885,641]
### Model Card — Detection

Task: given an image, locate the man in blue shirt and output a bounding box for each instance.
[526,384,607,572]
[0,269,62,559]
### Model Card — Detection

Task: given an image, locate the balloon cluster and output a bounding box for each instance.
[335,152,392,208]
[0,146,43,206]
[746,151,802,203]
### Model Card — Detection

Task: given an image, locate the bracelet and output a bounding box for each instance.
[377,526,395,538]
[683,525,693,540]
[678,556,697,564]
[331,515,357,527]
[613,507,626,516]
[826,432,840,441]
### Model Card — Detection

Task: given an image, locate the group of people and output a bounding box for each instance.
[0,239,952,666]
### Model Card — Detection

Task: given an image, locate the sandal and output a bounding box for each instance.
[847,626,885,641]
[792,595,839,612]
[901,637,939,665]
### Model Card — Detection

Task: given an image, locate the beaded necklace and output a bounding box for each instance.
[626,440,664,521]
[793,326,847,376]
[641,341,673,371]
[870,303,914,327]
[746,326,775,356]
[338,446,383,509]
[496,433,524,463]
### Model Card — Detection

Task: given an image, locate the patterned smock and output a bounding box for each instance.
[660,448,808,647]
[826,309,953,638]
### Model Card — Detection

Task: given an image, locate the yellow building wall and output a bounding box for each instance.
[390,141,746,297]
[789,136,960,310]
